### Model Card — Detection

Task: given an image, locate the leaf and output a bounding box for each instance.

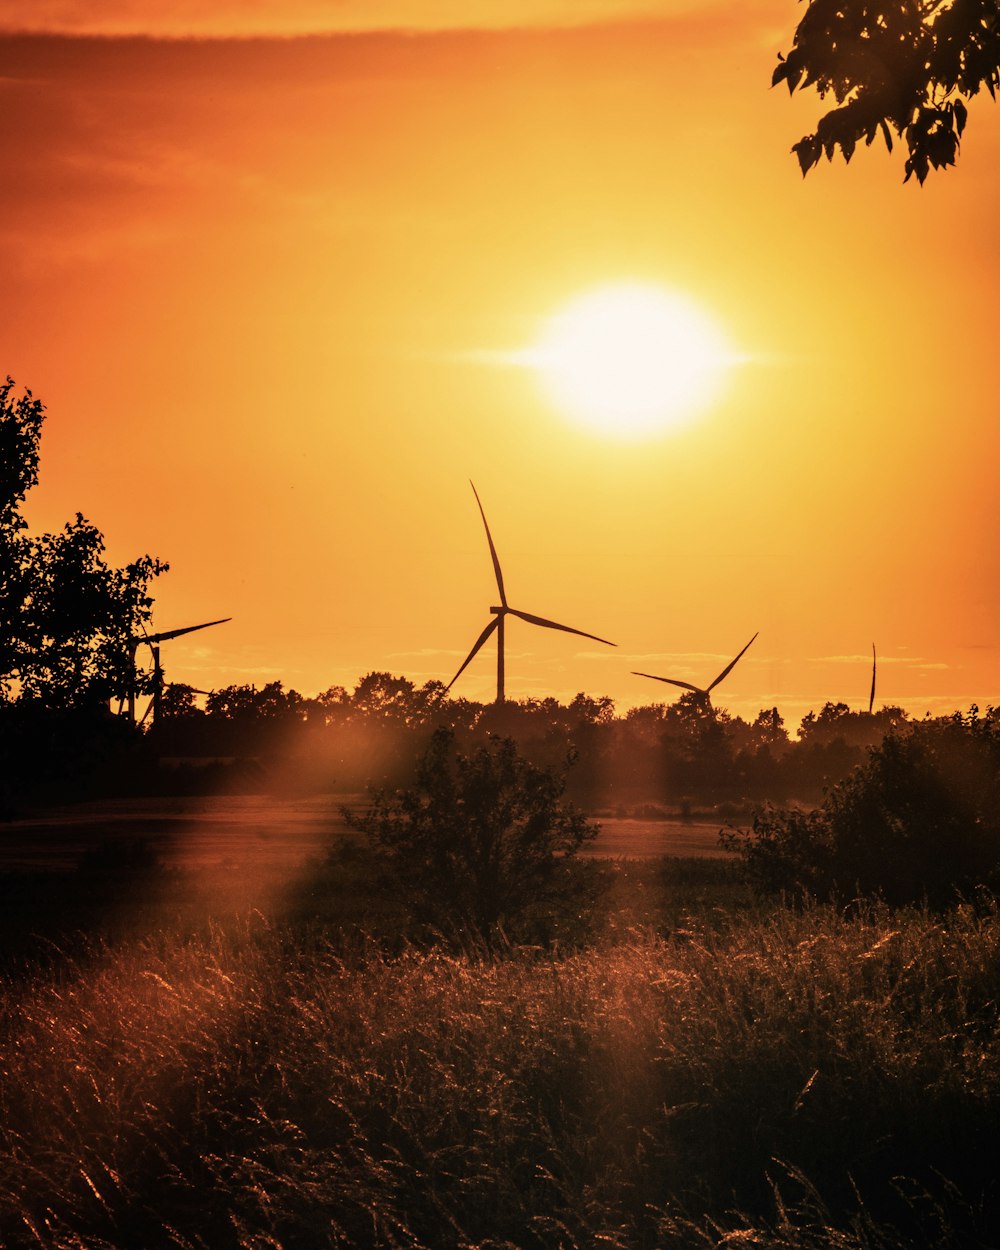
[953,98,968,136]
[792,135,821,176]
[879,119,894,152]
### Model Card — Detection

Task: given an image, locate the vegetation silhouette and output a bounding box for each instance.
[724,705,1000,905]
[2,901,999,1249]
[114,669,964,815]
[775,0,1000,182]
[345,726,596,952]
[447,481,615,704]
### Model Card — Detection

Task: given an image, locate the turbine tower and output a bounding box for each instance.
[447,482,615,703]
[127,617,231,725]
[868,642,877,714]
[632,631,758,705]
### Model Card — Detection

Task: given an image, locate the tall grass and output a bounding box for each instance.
[1,899,998,1249]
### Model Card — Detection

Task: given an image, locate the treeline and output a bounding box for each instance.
[150,672,914,808]
[0,667,922,809]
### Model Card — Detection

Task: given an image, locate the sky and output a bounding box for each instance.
[2,1,998,728]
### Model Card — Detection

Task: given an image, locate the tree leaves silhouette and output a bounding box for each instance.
[774,0,999,182]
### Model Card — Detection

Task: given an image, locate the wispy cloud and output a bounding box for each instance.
[818,654,949,670]
[623,650,767,666]
[0,0,735,37]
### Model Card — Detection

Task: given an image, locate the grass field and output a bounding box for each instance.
[1,895,997,1249]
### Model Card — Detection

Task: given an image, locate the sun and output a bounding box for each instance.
[524,283,735,438]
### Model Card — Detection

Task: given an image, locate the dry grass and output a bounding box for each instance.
[1,899,998,1249]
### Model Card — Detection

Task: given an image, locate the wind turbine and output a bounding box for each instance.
[126,618,231,725]
[632,632,758,705]
[868,643,877,714]
[447,482,615,703]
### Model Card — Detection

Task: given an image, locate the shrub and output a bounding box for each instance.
[723,707,1000,905]
[345,727,597,950]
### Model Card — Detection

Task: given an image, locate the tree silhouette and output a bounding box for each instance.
[725,706,1000,904]
[1,379,164,710]
[774,0,1000,182]
[1,379,44,693]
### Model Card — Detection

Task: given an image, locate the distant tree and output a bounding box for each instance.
[567,691,616,725]
[799,701,908,747]
[305,684,350,726]
[158,683,205,720]
[350,671,447,726]
[774,0,1000,182]
[1,378,164,710]
[750,706,789,748]
[346,727,597,951]
[662,692,737,803]
[206,682,304,722]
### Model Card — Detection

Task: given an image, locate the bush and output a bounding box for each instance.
[346,727,597,950]
[723,707,1000,905]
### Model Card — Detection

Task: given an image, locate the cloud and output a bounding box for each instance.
[818,654,949,670]
[0,0,734,37]
[624,651,766,665]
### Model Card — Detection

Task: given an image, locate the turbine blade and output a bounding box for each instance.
[631,672,702,693]
[446,617,500,690]
[869,643,876,714]
[707,631,758,692]
[507,607,616,647]
[470,481,507,607]
[145,617,231,645]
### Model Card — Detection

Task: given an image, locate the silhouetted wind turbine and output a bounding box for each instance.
[868,643,877,714]
[447,482,615,703]
[632,632,759,705]
[127,618,231,725]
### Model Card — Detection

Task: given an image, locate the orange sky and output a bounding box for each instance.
[2,4,998,727]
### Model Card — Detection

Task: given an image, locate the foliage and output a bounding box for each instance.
[205,680,304,722]
[0,379,45,690]
[15,516,164,709]
[2,901,999,1248]
[774,0,1000,182]
[725,706,1000,903]
[799,700,908,747]
[349,670,447,725]
[346,726,596,949]
[0,377,164,711]
[97,671,913,805]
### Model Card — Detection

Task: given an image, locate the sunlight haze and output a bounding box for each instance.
[1,6,997,725]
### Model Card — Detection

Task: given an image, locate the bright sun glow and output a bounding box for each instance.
[525,283,735,438]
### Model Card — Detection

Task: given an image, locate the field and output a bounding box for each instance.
[0,794,728,874]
